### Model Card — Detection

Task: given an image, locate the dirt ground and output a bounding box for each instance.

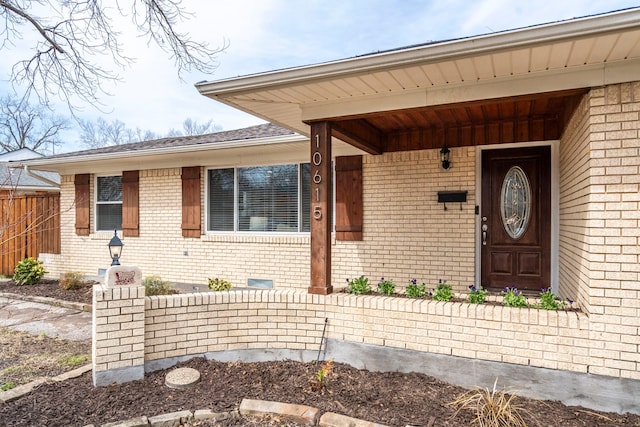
[1,280,640,426]
[0,327,90,388]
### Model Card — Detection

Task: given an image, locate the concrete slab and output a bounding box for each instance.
[0,296,91,341]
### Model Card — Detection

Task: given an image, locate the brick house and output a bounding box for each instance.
[17,8,640,409]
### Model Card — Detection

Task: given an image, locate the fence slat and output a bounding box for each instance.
[0,193,61,276]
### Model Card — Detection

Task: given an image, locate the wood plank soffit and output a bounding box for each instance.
[330,120,384,155]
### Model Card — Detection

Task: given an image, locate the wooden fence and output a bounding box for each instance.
[0,192,61,276]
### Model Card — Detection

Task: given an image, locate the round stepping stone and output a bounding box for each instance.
[165,367,201,389]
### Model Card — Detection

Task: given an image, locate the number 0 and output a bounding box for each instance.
[313,151,322,166]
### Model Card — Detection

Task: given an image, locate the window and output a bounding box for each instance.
[96,175,122,231]
[207,164,310,233]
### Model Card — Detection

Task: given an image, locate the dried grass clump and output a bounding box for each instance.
[449,378,530,427]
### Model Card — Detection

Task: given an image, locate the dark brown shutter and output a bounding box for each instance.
[122,170,139,237]
[335,156,363,241]
[74,174,90,236]
[181,166,201,238]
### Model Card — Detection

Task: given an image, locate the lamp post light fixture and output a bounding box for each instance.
[108,230,123,266]
[440,145,451,170]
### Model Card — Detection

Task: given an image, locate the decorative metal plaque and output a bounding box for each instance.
[500,166,531,239]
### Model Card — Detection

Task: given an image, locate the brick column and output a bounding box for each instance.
[92,283,146,386]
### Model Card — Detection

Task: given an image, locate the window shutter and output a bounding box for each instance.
[182,166,201,238]
[335,156,363,241]
[122,170,139,237]
[74,174,90,236]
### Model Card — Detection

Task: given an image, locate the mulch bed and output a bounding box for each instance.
[2,357,640,427]
[0,279,94,305]
[1,280,639,426]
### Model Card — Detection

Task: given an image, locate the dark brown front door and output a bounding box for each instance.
[481,146,551,291]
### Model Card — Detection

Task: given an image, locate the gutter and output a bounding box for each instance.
[15,133,307,170]
[22,165,60,188]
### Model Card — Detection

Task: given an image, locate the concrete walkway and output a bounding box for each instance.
[0,296,91,341]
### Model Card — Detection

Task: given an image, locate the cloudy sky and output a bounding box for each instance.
[1,0,639,152]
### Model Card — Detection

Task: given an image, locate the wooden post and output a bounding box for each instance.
[309,122,333,295]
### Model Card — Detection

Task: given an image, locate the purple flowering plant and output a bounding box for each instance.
[377,277,395,296]
[346,276,372,295]
[468,284,488,304]
[536,287,567,310]
[406,278,428,298]
[502,286,528,307]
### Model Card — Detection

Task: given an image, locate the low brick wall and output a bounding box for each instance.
[93,286,595,386]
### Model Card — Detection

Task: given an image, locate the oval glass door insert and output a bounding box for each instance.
[500,166,531,239]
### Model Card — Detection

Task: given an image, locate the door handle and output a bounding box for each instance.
[482,224,488,246]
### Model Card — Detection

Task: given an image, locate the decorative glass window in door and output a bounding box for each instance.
[500,166,531,239]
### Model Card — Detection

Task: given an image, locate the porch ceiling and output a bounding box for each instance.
[197,8,640,152]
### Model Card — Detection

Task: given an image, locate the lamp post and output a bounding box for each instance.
[108,230,123,266]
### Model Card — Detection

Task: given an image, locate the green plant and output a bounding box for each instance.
[468,285,488,304]
[310,359,334,392]
[406,278,428,298]
[432,280,453,301]
[208,277,232,291]
[1,382,16,391]
[13,257,47,286]
[143,275,173,296]
[449,378,529,427]
[377,277,395,295]
[502,287,528,308]
[346,276,372,295]
[59,354,90,367]
[535,288,567,310]
[59,271,87,290]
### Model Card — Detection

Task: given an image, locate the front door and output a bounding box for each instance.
[481,146,551,291]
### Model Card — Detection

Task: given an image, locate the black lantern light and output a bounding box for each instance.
[440,145,451,170]
[108,230,123,266]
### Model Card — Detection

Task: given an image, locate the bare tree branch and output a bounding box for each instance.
[0,95,68,153]
[78,115,219,147]
[0,0,226,111]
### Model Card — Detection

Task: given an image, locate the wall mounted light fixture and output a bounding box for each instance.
[440,146,451,170]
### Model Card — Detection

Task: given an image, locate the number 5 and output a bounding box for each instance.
[313,206,322,220]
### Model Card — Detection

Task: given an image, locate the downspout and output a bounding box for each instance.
[22,165,60,188]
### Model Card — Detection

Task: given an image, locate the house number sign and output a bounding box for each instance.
[313,133,323,220]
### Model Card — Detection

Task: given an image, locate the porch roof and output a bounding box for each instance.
[196,8,640,152]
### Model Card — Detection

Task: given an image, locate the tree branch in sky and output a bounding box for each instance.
[0,0,226,111]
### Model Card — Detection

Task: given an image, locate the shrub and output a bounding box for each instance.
[346,276,372,295]
[13,257,47,286]
[208,277,232,291]
[143,275,173,296]
[468,285,488,304]
[310,359,334,392]
[377,277,395,295]
[406,278,428,298]
[502,287,528,308]
[536,288,566,310]
[449,378,529,427]
[432,280,453,302]
[59,271,87,290]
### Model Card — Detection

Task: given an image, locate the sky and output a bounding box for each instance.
[1,0,640,153]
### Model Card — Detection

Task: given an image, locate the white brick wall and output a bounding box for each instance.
[44,147,475,294]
